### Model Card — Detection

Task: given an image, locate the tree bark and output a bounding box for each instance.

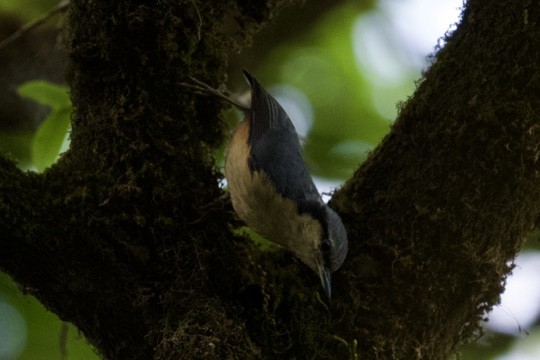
[1,0,539,359]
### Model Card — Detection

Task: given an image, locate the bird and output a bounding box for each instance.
[187,71,348,298]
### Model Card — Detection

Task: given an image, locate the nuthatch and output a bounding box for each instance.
[189,71,348,297]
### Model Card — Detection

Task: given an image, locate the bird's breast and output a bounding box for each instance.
[225,121,323,268]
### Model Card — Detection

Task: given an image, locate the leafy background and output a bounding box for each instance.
[1,1,539,359]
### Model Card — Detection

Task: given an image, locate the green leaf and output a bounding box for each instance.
[16,80,72,172]
[31,106,71,172]
[17,80,70,111]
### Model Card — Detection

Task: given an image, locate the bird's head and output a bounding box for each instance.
[293,203,348,298]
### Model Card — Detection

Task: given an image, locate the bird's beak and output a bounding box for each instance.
[318,264,332,298]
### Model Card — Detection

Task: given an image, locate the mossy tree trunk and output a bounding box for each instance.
[1,0,539,359]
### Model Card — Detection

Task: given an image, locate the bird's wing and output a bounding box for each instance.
[243,71,322,206]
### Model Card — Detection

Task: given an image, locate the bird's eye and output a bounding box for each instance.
[321,239,331,252]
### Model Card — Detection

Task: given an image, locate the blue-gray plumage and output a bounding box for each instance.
[225,71,348,298]
[247,73,321,205]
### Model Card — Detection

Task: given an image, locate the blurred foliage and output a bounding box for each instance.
[0,131,33,168]
[255,3,391,180]
[456,332,514,360]
[0,0,59,21]
[502,327,540,358]
[456,326,540,359]
[0,273,99,360]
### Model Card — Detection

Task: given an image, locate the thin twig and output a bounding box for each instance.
[0,0,70,50]
[190,0,202,41]
[181,76,250,110]
[59,321,68,360]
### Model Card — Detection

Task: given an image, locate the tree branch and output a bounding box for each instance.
[332,1,540,358]
[1,0,275,358]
